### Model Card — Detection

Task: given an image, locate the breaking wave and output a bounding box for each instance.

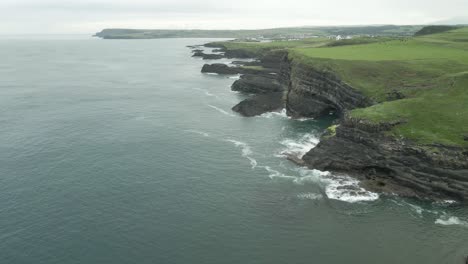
[294,168,380,203]
[297,193,323,200]
[260,109,288,119]
[226,139,257,169]
[435,215,468,227]
[261,166,296,180]
[278,133,320,159]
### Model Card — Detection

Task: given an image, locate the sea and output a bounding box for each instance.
[0,35,467,264]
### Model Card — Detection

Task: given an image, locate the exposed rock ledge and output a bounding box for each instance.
[279,57,372,118]
[279,57,468,202]
[232,92,284,117]
[231,74,282,94]
[303,115,468,201]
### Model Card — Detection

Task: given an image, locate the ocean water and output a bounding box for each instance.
[0,36,467,264]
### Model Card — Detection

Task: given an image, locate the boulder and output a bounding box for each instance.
[231,74,283,94]
[232,92,284,117]
[201,64,243,75]
[192,51,224,60]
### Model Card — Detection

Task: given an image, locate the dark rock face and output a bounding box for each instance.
[192,51,224,60]
[231,61,261,66]
[302,116,468,202]
[201,63,277,75]
[231,74,282,94]
[280,59,372,118]
[260,50,288,70]
[201,64,243,75]
[232,92,284,117]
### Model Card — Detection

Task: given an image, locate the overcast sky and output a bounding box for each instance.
[1,0,467,34]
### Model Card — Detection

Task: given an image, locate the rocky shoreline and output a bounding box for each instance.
[190,44,468,203]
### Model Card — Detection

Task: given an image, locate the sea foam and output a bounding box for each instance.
[260,109,288,119]
[294,168,379,203]
[435,215,468,227]
[226,139,257,169]
[279,133,320,159]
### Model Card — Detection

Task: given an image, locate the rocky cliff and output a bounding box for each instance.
[279,57,372,118]
[280,57,468,202]
[195,45,468,202]
[303,115,468,201]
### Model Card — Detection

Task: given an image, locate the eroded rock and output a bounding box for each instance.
[231,74,282,94]
[232,92,284,117]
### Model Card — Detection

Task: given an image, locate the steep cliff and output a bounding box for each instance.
[279,57,371,118]
[279,54,468,202]
[303,115,468,201]
[195,39,468,202]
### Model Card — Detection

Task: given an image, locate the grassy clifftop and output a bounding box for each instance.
[215,27,468,147]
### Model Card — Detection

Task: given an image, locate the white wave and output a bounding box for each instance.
[278,133,319,159]
[193,88,219,98]
[208,105,235,117]
[325,175,379,203]
[295,117,314,122]
[260,109,288,119]
[435,215,468,227]
[185,129,210,137]
[297,193,323,200]
[226,139,257,169]
[293,167,330,184]
[261,166,296,180]
[435,200,458,206]
[228,75,241,80]
[293,168,379,203]
[205,72,219,75]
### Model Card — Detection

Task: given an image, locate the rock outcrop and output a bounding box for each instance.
[201,64,243,75]
[232,92,284,117]
[195,43,468,202]
[302,115,468,201]
[192,51,224,60]
[279,58,372,118]
[231,74,282,94]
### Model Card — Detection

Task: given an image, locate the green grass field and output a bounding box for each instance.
[210,38,331,56]
[217,27,468,147]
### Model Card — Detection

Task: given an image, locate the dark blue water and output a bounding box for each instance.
[1,36,467,264]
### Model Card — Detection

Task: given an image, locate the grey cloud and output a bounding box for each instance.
[0,0,467,34]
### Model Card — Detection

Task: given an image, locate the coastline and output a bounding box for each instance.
[191,41,468,203]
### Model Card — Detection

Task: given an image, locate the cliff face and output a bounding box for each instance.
[278,55,468,202]
[303,116,468,201]
[279,57,371,118]
[196,45,468,202]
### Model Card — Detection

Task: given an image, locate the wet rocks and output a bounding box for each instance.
[231,74,282,94]
[192,51,224,60]
[232,92,284,117]
[302,115,468,202]
[281,59,372,118]
[201,64,243,75]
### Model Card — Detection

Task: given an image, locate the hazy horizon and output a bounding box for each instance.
[1,0,468,34]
